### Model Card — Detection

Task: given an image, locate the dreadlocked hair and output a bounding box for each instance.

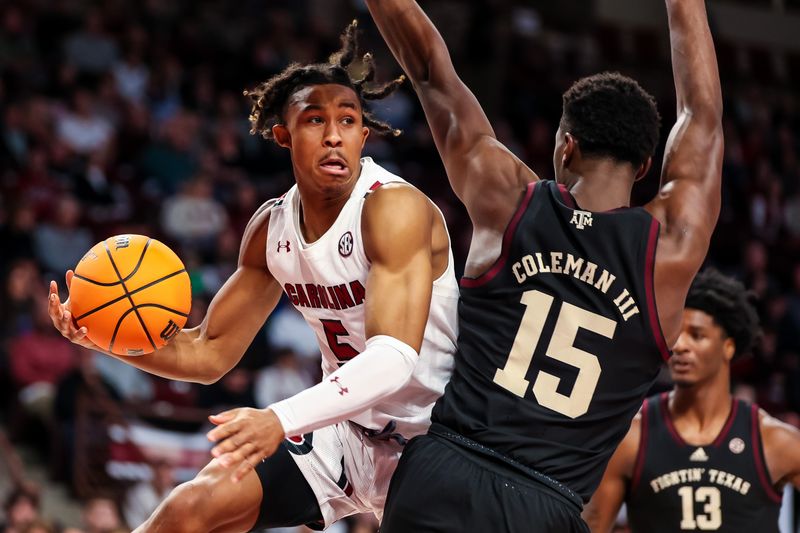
[243,20,405,141]
[685,269,761,359]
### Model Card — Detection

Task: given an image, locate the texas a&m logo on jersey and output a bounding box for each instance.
[570,210,593,230]
[338,231,353,257]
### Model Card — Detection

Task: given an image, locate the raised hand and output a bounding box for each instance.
[48,270,100,351]
[207,408,286,483]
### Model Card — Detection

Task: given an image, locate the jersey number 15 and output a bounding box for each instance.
[494,290,617,418]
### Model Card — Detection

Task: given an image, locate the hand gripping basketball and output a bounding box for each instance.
[48,270,100,351]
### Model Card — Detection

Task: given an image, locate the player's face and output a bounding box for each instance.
[275,84,369,198]
[669,309,733,387]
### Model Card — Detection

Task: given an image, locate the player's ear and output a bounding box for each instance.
[273,124,291,149]
[634,157,653,182]
[361,125,369,149]
[563,133,577,168]
[722,337,735,363]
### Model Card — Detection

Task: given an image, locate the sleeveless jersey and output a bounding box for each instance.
[266,157,459,440]
[627,393,782,532]
[432,179,670,501]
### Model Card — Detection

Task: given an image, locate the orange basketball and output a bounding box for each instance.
[69,235,192,356]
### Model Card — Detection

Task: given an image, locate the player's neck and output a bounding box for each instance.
[670,381,733,437]
[565,161,634,212]
[295,171,360,243]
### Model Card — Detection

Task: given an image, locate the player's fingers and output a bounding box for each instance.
[65,270,74,290]
[208,420,239,446]
[232,452,261,483]
[209,409,238,425]
[218,441,254,469]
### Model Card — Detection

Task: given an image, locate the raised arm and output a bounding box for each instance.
[365,0,536,229]
[583,415,641,532]
[645,0,723,343]
[49,204,282,385]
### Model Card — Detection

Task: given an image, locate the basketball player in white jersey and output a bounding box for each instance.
[47,22,458,532]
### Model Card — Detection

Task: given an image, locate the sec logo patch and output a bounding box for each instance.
[339,231,353,257]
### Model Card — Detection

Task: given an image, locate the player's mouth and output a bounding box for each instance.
[670,357,693,372]
[319,156,349,177]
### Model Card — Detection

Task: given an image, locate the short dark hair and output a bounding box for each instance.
[685,269,761,359]
[244,20,404,142]
[561,72,661,167]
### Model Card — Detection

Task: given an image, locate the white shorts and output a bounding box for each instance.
[285,422,404,529]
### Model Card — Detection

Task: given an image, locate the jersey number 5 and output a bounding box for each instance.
[493,290,617,418]
[321,319,359,361]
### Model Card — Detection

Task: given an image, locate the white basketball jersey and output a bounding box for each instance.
[266,157,458,439]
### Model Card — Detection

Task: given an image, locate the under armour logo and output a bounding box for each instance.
[115,236,131,250]
[330,376,349,395]
[160,319,180,342]
[338,232,353,257]
[277,241,291,253]
[570,210,593,230]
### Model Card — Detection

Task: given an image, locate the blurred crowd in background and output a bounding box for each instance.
[1,0,799,531]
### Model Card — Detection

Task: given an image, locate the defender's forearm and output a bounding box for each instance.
[666,0,722,121]
[365,0,447,84]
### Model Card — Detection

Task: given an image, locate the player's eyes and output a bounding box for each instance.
[341,116,355,125]
[308,116,323,124]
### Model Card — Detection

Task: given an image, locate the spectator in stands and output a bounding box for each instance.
[123,461,175,529]
[254,348,311,408]
[1,488,40,533]
[55,88,114,156]
[9,297,78,423]
[63,10,119,74]
[32,196,92,278]
[160,176,228,253]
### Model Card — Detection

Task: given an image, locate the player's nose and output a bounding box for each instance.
[671,331,690,356]
[323,124,343,147]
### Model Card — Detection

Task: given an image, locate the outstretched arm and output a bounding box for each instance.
[49,204,282,385]
[583,416,641,532]
[365,0,537,230]
[206,184,442,481]
[645,0,723,343]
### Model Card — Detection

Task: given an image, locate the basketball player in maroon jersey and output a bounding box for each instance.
[48,23,460,532]
[366,0,725,530]
[584,270,800,532]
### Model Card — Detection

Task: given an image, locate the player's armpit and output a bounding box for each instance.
[583,414,642,533]
[361,183,436,352]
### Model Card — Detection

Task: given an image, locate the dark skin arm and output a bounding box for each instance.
[365,0,537,276]
[49,203,283,385]
[583,414,641,533]
[761,410,800,491]
[645,0,723,344]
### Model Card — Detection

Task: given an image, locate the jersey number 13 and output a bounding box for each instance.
[493,290,617,418]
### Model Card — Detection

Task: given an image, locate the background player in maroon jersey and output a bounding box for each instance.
[583,270,800,532]
[47,23,458,532]
[365,0,725,530]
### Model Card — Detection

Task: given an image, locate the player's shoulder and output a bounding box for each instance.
[759,408,800,449]
[239,199,277,267]
[362,182,434,225]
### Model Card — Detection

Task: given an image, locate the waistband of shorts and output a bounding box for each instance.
[428,423,584,512]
